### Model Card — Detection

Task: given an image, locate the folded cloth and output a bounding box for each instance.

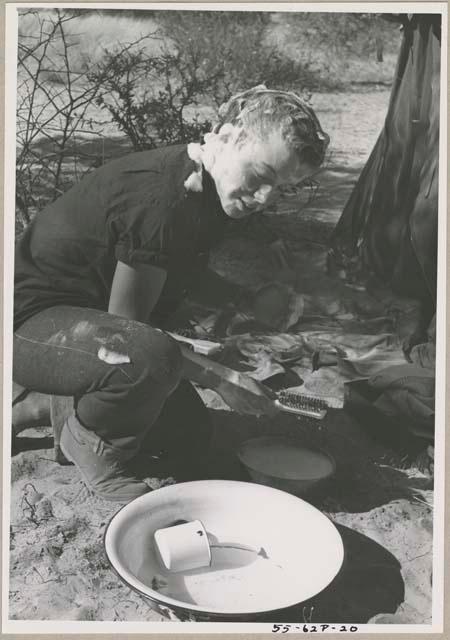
[369,364,435,394]
[368,364,435,436]
[338,353,408,378]
[409,314,436,369]
[410,342,436,369]
[375,389,434,422]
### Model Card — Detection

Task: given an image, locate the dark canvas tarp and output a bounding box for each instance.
[330,15,441,308]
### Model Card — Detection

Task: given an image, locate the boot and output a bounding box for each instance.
[60,415,151,503]
[50,396,74,465]
[12,383,50,434]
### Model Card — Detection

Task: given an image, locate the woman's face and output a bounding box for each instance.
[210,128,316,219]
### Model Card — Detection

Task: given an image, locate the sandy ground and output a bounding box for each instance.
[8,90,434,624]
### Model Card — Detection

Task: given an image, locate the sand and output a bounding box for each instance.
[9,406,434,623]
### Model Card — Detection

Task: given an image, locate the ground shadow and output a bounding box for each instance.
[265,524,404,624]
[343,380,433,460]
[12,434,54,456]
[11,402,432,513]
[205,408,433,513]
[160,519,404,623]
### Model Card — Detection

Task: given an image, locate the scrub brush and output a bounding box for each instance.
[275,390,328,419]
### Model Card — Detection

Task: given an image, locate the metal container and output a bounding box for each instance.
[237,435,336,496]
[104,480,343,621]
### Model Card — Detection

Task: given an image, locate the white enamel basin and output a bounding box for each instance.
[104,480,344,619]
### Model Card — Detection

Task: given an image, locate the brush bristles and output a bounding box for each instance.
[277,391,328,410]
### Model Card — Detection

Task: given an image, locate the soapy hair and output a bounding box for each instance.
[215,85,330,167]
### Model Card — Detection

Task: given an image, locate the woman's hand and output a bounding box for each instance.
[178,343,279,417]
[215,371,279,417]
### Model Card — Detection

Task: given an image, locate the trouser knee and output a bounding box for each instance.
[76,327,183,441]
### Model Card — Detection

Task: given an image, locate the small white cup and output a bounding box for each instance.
[154,520,211,573]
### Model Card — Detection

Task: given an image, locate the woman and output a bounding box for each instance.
[13,86,329,502]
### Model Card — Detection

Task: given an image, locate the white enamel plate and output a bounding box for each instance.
[104,480,344,619]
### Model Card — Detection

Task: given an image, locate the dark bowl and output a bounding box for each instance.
[237,435,336,496]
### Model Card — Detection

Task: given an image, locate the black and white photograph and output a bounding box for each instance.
[3,2,447,633]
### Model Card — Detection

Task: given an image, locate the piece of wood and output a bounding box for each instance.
[167,332,222,356]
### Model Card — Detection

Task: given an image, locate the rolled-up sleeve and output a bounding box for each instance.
[111,204,173,271]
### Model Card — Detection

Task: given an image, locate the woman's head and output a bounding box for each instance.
[216,85,329,167]
[202,85,329,218]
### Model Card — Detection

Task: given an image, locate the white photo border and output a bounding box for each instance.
[2,2,447,635]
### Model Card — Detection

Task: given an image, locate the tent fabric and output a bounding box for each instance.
[329,15,441,306]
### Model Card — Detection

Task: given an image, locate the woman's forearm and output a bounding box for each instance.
[109,261,167,322]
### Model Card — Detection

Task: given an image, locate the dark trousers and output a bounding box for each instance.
[14,306,212,462]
